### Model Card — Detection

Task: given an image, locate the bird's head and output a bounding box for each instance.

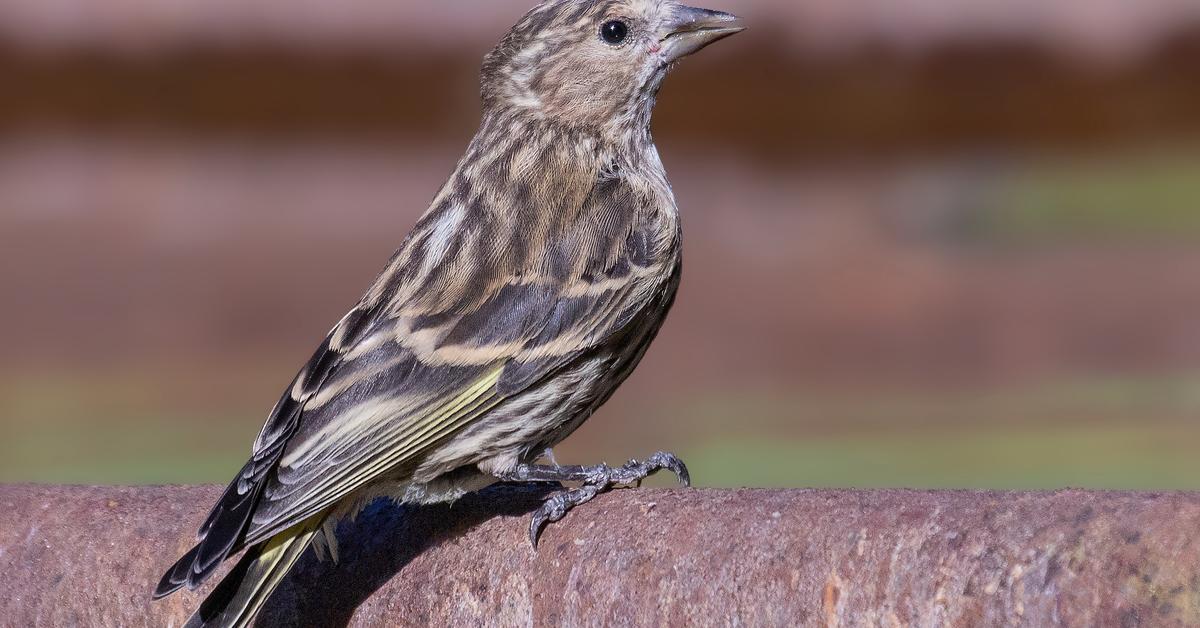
[482,0,743,137]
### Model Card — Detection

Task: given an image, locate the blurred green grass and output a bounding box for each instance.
[1,413,255,484]
[9,372,1196,489]
[577,373,1200,491]
[981,151,1200,241]
[0,374,260,484]
[684,425,1200,490]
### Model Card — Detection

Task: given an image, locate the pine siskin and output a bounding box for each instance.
[154,1,743,626]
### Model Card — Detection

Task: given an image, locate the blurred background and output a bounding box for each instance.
[3,0,1200,489]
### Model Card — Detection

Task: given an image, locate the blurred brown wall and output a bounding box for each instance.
[4,1,1200,486]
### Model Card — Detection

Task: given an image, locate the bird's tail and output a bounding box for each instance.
[184,518,323,628]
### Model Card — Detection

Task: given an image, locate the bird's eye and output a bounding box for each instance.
[599,20,629,45]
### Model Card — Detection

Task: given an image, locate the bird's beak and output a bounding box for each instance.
[659,6,745,63]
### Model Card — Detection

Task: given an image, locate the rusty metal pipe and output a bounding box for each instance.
[2,485,1198,626]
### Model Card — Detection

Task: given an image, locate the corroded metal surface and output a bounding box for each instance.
[1,485,1198,627]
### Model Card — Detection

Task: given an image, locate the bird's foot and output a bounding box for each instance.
[609,451,691,488]
[526,484,603,548]
[497,451,690,548]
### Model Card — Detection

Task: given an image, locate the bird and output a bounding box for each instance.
[153,1,743,626]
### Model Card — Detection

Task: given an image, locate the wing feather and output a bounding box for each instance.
[242,365,505,539]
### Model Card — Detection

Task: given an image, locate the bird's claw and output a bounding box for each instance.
[610,451,690,488]
[526,450,690,549]
[528,485,600,548]
[650,451,691,487]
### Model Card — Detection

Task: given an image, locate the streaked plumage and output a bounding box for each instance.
[154,1,743,626]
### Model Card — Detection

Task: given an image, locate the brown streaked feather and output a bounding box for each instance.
[241,163,676,543]
[161,0,691,606]
[168,125,678,582]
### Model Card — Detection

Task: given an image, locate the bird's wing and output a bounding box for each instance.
[160,174,677,594]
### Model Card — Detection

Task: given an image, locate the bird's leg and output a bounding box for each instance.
[495,451,690,547]
[497,462,614,485]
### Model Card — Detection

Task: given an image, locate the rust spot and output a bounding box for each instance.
[823,574,843,628]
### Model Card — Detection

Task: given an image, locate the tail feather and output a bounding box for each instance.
[184,519,322,628]
[153,479,263,599]
[153,543,202,599]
